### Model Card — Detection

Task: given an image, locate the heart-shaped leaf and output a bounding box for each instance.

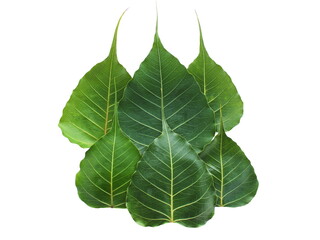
[118,21,215,153]
[59,11,131,148]
[75,81,140,208]
[188,17,243,131]
[200,116,258,207]
[127,121,215,227]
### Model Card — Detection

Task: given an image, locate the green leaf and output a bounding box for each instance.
[59,11,131,148]
[199,117,258,207]
[127,121,215,227]
[118,21,215,153]
[188,16,243,131]
[75,122,140,208]
[75,78,141,208]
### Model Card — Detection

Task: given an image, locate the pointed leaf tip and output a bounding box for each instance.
[195,11,200,30]
[155,3,159,38]
[194,11,205,48]
[110,9,128,56]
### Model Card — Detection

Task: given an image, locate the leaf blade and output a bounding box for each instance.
[188,17,243,131]
[76,122,140,208]
[200,124,258,207]
[127,122,215,227]
[59,12,131,147]
[119,30,215,153]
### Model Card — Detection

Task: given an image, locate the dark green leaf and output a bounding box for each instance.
[200,118,258,207]
[188,17,243,131]
[59,11,131,148]
[127,121,215,227]
[118,23,215,153]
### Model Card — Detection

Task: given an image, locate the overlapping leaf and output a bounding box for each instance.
[118,24,215,153]
[76,83,140,208]
[59,12,131,148]
[127,121,215,227]
[59,10,258,227]
[188,18,243,131]
[200,118,258,207]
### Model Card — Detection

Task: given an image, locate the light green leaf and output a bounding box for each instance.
[75,79,140,208]
[188,16,243,131]
[59,11,131,148]
[200,117,258,207]
[127,121,215,227]
[118,22,215,153]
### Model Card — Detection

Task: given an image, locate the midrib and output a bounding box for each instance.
[156,36,174,222]
[106,51,115,207]
[167,130,174,222]
[219,134,224,206]
[201,45,207,96]
[110,122,117,207]
[104,52,115,134]
[156,39,165,122]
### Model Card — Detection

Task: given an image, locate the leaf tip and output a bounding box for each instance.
[116,9,128,33]
[110,9,128,56]
[195,10,199,24]
[153,2,162,46]
[155,1,159,36]
[121,8,129,18]
[194,11,205,49]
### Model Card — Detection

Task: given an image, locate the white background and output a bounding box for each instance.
[1,0,319,239]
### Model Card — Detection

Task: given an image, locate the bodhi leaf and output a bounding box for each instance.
[118,19,215,153]
[75,81,140,208]
[75,120,140,208]
[200,113,258,207]
[188,16,243,131]
[59,11,131,148]
[127,121,215,227]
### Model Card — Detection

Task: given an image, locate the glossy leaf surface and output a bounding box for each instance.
[59,12,131,148]
[188,18,243,131]
[200,121,258,207]
[127,122,215,227]
[118,27,215,153]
